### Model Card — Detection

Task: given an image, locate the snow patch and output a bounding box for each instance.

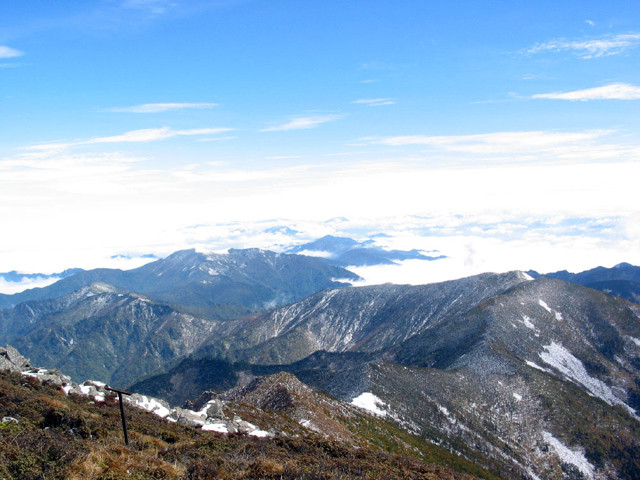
[526,360,549,372]
[132,395,172,418]
[628,336,640,347]
[555,311,563,321]
[538,299,552,313]
[296,249,334,258]
[244,422,271,437]
[351,392,387,417]
[513,392,522,401]
[542,431,595,479]
[79,385,92,395]
[202,422,228,433]
[539,342,629,412]
[522,316,535,330]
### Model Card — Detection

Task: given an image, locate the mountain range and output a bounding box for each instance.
[285,234,445,267]
[529,262,640,303]
[128,274,640,479]
[1,245,639,479]
[0,248,358,315]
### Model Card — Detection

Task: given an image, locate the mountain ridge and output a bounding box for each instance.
[0,248,359,314]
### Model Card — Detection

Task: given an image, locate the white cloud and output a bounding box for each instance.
[4,125,640,276]
[23,126,233,153]
[107,102,218,113]
[532,83,640,101]
[260,114,343,132]
[0,46,23,58]
[0,276,62,295]
[352,98,396,107]
[527,33,640,58]
[359,129,637,162]
[87,127,231,144]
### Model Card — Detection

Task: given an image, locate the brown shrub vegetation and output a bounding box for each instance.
[1,370,485,479]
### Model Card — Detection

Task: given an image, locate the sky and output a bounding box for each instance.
[1,0,640,292]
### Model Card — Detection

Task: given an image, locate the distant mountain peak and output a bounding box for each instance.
[285,235,444,267]
[87,282,120,295]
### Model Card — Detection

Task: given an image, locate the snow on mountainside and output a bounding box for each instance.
[197,270,532,365]
[3,256,640,479]
[137,274,640,480]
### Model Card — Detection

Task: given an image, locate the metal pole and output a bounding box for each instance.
[117,392,129,446]
[106,386,133,446]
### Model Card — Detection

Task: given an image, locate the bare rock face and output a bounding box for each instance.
[0,345,31,372]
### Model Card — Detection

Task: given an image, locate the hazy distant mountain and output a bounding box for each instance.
[529,262,640,303]
[286,235,445,267]
[0,248,359,314]
[0,268,83,283]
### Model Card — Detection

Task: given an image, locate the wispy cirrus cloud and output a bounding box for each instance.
[363,130,609,149]
[356,129,640,162]
[121,0,177,15]
[260,114,344,132]
[532,83,640,101]
[351,98,396,107]
[0,45,23,58]
[107,102,218,113]
[23,126,233,154]
[527,33,640,58]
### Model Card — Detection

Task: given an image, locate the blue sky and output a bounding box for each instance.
[1,0,640,288]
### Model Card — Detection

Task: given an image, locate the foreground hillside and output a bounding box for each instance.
[1,372,458,479]
[0,350,496,480]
